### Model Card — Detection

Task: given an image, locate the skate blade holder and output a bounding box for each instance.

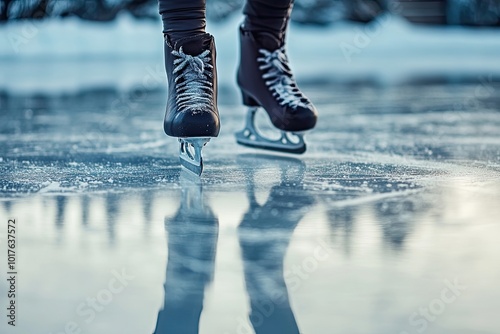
[179,137,211,176]
[235,107,306,154]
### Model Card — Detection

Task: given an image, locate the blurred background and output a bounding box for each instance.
[1,0,500,95]
[2,0,500,25]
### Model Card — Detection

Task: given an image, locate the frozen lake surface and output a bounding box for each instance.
[1,75,500,334]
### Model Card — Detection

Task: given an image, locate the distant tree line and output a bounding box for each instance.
[0,0,499,26]
[0,0,157,22]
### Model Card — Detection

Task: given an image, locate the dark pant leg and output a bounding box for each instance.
[243,0,294,38]
[158,0,206,40]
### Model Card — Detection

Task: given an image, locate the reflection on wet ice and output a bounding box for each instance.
[155,156,315,333]
[154,171,218,333]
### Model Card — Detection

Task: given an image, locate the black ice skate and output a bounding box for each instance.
[235,26,317,154]
[163,33,220,175]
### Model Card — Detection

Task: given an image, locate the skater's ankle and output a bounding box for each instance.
[240,24,284,50]
[242,0,291,42]
[164,32,213,55]
[164,31,208,47]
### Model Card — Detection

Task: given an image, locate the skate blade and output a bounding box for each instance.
[235,107,307,154]
[179,137,211,176]
[235,131,306,154]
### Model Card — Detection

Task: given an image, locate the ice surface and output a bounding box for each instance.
[1,77,500,333]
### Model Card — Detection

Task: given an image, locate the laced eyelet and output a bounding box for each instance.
[172,47,214,113]
[257,47,310,110]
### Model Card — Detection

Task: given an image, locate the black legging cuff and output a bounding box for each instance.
[243,0,294,36]
[158,0,294,40]
[159,0,206,39]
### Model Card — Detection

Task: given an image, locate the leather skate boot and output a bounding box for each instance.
[237,26,317,132]
[163,33,220,137]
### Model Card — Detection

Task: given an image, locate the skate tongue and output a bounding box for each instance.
[254,31,283,51]
[174,33,213,56]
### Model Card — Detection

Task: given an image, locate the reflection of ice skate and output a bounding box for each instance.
[237,154,314,240]
[162,33,220,176]
[237,154,315,334]
[235,27,317,154]
[154,172,218,334]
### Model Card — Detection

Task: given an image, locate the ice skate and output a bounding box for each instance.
[163,33,220,176]
[235,26,317,154]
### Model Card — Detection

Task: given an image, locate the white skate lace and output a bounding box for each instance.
[172,47,214,113]
[257,47,310,109]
